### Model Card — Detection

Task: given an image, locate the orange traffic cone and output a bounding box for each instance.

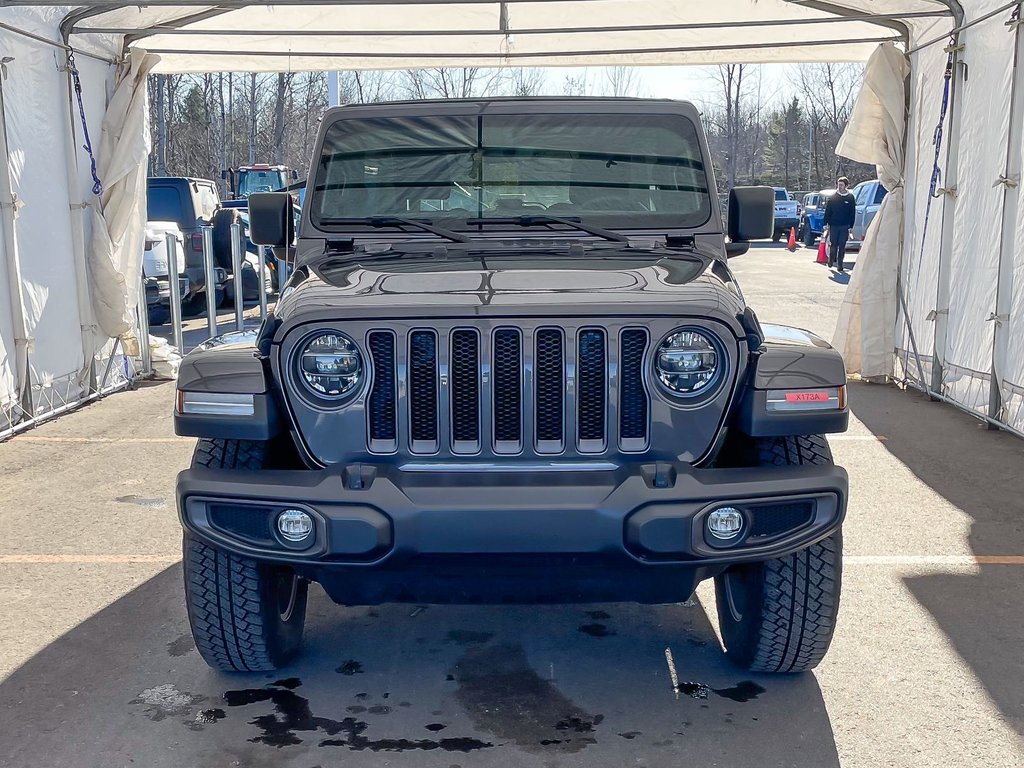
[816,240,828,264]
[787,227,797,252]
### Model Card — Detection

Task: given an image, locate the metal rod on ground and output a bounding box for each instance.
[258,245,269,320]
[137,274,152,376]
[202,225,217,339]
[165,231,184,355]
[231,221,245,331]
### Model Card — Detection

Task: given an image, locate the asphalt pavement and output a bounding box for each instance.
[2,242,1023,767]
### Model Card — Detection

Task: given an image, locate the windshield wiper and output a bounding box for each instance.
[465,215,630,243]
[320,216,471,243]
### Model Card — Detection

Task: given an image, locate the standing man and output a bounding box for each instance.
[823,176,856,273]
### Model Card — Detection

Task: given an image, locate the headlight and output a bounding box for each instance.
[297,332,362,399]
[655,329,721,396]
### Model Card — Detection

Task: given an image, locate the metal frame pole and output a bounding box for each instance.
[279,253,290,294]
[202,224,217,339]
[165,231,184,354]
[137,274,152,376]
[231,221,245,331]
[989,11,1024,426]
[258,245,269,320]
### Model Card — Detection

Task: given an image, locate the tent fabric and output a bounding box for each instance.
[64,0,938,71]
[86,47,158,349]
[833,41,909,379]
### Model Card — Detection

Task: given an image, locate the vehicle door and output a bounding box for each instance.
[850,182,871,242]
[861,182,887,239]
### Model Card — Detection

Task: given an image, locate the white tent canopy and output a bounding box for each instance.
[4,0,1024,439]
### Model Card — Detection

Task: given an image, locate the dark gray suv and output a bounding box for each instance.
[173,98,850,675]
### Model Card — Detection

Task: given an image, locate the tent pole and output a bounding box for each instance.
[0,65,33,425]
[929,37,963,399]
[58,52,104,396]
[988,9,1024,428]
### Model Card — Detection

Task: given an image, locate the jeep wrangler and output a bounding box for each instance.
[174,98,849,674]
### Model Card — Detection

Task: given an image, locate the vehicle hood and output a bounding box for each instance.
[274,249,746,332]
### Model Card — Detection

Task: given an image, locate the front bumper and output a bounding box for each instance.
[177,461,847,605]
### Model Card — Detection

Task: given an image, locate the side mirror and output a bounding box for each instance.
[249,192,293,248]
[727,186,774,249]
[291,169,299,180]
[220,169,228,180]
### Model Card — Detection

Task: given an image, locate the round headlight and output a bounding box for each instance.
[656,329,721,396]
[297,332,362,399]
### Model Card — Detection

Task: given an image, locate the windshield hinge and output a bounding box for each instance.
[326,238,354,253]
[665,234,695,248]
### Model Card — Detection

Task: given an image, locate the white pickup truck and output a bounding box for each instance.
[772,187,800,242]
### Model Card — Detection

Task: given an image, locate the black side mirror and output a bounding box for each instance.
[727,186,774,253]
[220,169,227,180]
[249,192,293,248]
[291,169,299,180]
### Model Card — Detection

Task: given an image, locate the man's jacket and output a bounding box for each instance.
[824,191,856,228]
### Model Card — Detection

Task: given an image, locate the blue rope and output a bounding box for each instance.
[67,52,103,197]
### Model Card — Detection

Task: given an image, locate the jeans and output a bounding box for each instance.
[828,225,850,270]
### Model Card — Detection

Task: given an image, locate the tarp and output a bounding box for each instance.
[833,42,909,379]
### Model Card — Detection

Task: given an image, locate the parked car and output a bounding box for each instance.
[173,97,850,676]
[847,179,888,251]
[142,222,191,326]
[772,187,800,242]
[146,177,236,313]
[797,189,836,247]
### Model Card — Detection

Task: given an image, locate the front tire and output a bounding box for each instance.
[714,435,842,673]
[183,439,308,672]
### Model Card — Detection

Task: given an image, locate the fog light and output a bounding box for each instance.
[277,509,313,542]
[707,507,744,540]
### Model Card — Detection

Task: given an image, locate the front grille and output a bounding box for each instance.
[367,324,652,456]
[535,329,565,449]
[409,330,439,448]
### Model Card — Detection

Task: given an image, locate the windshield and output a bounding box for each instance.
[774,189,789,201]
[311,112,711,231]
[239,169,287,197]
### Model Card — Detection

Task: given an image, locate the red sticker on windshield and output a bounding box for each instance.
[785,391,831,403]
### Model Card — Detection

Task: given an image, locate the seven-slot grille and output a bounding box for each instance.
[366,325,651,456]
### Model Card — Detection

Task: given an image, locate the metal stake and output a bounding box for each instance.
[201,225,217,339]
[231,220,245,331]
[137,273,152,376]
[258,245,269,320]
[165,231,184,355]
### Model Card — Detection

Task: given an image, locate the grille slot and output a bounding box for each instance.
[535,329,565,451]
[493,328,523,452]
[619,329,649,449]
[450,329,481,451]
[577,329,607,451]
[409,330,439,451]
[367,331,397,451]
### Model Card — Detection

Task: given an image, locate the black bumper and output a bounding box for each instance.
[177,462,847,605]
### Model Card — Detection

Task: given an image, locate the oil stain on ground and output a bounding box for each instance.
[114,494,167,509]
[445,629,495,645]
[676,681,766,702]
[452,643,603,753]
[223,679,492,753]
[578,623,615,638]
[166,634,195,657]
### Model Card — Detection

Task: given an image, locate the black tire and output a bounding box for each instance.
[714,435,842,673]
[183,438,308,672]
[803,225,816,247]
[771,230,782,242]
